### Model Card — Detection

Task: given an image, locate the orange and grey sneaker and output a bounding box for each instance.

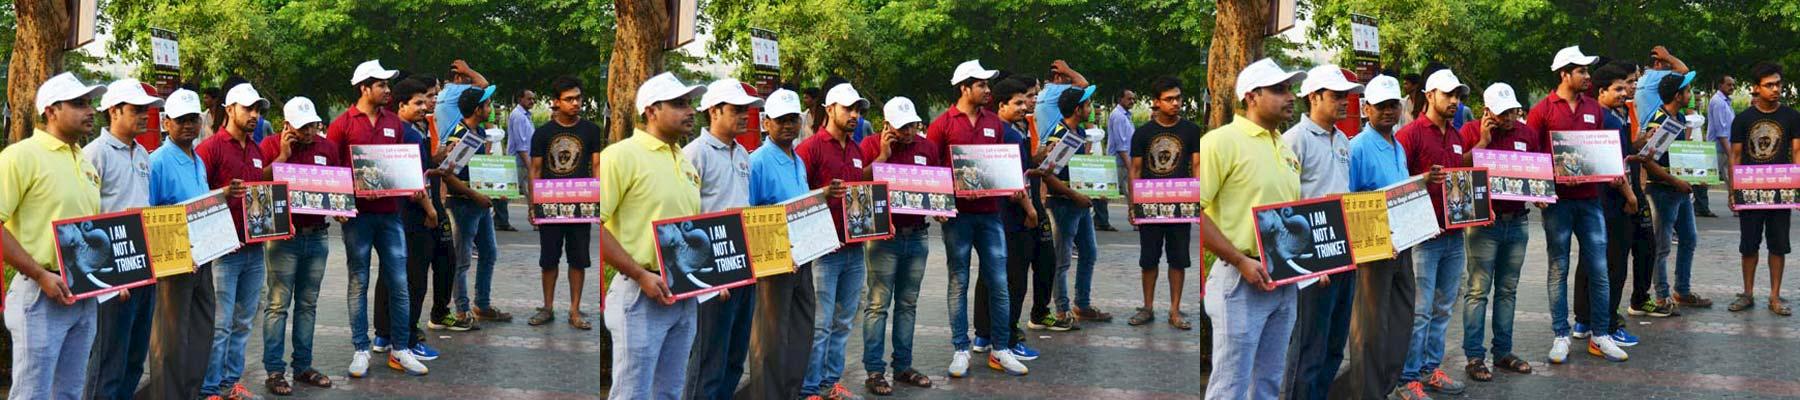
[826,383,864,400]
[1422,369,1466,394]
[1387,381,1432,400]
[227,383,263,400]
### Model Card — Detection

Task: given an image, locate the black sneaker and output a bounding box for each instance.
[1049,313,1078,331]
[449,313,479,331]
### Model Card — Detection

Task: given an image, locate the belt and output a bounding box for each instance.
[1494,209,1529,219]
[295,224,330,234]
[894,225,929,234]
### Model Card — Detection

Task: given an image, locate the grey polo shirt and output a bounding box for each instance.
[82,129,153,213]
[682,129,752,213]
[1281,117,1351,199]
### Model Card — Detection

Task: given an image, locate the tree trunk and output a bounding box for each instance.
[606,0,670,144]
[7,0,71,145]
[1205,0,1267,130]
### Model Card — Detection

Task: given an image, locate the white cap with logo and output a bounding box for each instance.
[762,89,803,119]
[162,89,203,119]
[35,72,107,115]
[950,60,1000,86]
[634,72,706,115]
[699,79,764,111]
[884,97,923,129]
[100,79,164,111]
[1235,58,1306,100]
[1299,65,1364,96]
[285,97,324,128]
[1483,83,1523,114]
[1362,75,1403,105]
[1423,69,1469,95]
[825,84,869,109]
[351,60,400,85]
[225,83,270,108]
[1550,46,1599,72]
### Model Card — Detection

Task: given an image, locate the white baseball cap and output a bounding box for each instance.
[225,83,269,108]
[1298,65,1364,96]
[350,60,399,85]
[762,89,803,119]
[950,60,999,86]
[1550,45,1599,72]
[1362,75,1404,105]
[1423,69,1469,95]
[634,72,706,115]
[1483,83,1523,114]
[99,79,164,111]
[34,72,107,115]
[162,89,203,119]
[1235,58,1306,100]
[884,97,923,128]
[825,84,868,109]
[284,97,324,128]
[699,79,764,111]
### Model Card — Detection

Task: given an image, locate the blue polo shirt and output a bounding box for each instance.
[748,138,811,206]
[1348,124,1410,192]
[436,83,475,141]
[148,138,212,206]
[1635,69,1677,125]
[1035,83,1074,141]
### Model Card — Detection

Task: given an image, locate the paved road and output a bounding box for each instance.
[234,191,1798,399]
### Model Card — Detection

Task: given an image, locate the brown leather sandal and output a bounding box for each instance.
[296,369,334,388]
[865,372,894,396]
[265,372,294,396]
[894,369,933,388]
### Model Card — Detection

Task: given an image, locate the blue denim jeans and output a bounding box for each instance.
[84,284,155,400]
[342,212,412,351]
[1401,233,1464,382]
[941,212,1012,352]
[449,201,497,312]
[1282,268,1354,400]
[803,245,866,395]
[1462,213,1528,360]
[1542,198,1610,337]
[604,274,698,400]
[1204,260,1298,400]
[6,275,98,400]
[204,246,266,394]
[1049,201,1097,312]
[862,229,929,374]
[262,229,329,375]
[1650,188,1697,299]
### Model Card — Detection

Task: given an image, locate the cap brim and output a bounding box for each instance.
[1080,86,1097,103]
[1363,94,1402,105]
[164,108,202,118]
[288,115,323,127]
[1488,102,1522,114]
[480,86,497,103]
[1680,71,1697,89]
[764,107,802,118]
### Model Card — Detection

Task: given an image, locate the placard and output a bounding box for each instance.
[653,210,756,301]
[1340,191,1393,264]
[53,210,156,301]
[440,131,488,173]
[1442,168,1493,229]
[1550,130,1626,183]
[1383,175,1442,252]
[1130,178,1201,224]
[1472,149,1557,203]
[350,144,427,196]
[1253,196,1356,286]
[241,182,294,243]
[1638,117,1684,159]
[872,163,955,217]
[142,205,194,277]
[949,144,1026,197]
[184,190,241,265]
[531,178,601,224]
[273,163,357,217]
[782,190,840,265]
[1039,130,1087,174]
[842,182,893,243]
[1069,155,1120,198]
[742,205,794,278]
[1669,141,1723,184]
[1730,164,1800,210]
[470,155,522,197]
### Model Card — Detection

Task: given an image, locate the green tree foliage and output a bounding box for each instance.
[101,0,615,110]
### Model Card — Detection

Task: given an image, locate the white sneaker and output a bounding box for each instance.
[947,350,971,378]
[1589,336,1629,362]
[1547,336,1570,364]
[390,349,430,375]
[348,350,371,378]
[989,349,1029,376]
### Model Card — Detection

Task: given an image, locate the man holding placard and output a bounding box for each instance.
[975,76,1049,365]
[681,78,762,400]
[1526,46,1629,363]
[1198,58,1303,399]
[798,82,885,396]
[1643,73,1710,317]
[1455,82,1543,383]
[1727,62,1800,316]
[143,88,220,399]
[1336,75,1418,398]
[258,95,342,393]
[1575,62,1652,349]
[532,76,605,329]
[379,77,454,364]
[1392,68,1473,398]
[858,96,943,394]
[740,88,818,400]
[80,78,163,399]
[439,80,506,334]
[197,83,288,396]
[1279,64,1361,400]
[1045,81,1110,334]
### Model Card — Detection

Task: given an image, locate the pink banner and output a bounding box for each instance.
[272,163,356,217]
[532,178,601,224]
[1471,149,1557,203]
[1130,178,1201,224]
[1731,164,1800,210]
[872,163,956,217]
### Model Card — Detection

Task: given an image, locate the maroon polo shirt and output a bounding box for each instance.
[924,106,1006,214]
[1526,93,1606,200]
[197,129,268,241]
[1461,119,1543,214]
[861,133,942,229]
[261,134,342,228]
[1396,117,1468,234]
[797,128,870,242]
[325,105,407,214]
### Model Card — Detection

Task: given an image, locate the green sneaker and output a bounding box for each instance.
[1026,315,1056,330]
[427,315,453,330]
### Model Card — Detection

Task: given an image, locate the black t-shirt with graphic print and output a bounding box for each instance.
[530,119,603,179]
[1130,119,1202,179]
[1730,105,1800,165]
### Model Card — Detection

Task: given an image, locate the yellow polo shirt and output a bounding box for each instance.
[1199,117,1301,255]
[0,131,103,278]
[599,130,701,283]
